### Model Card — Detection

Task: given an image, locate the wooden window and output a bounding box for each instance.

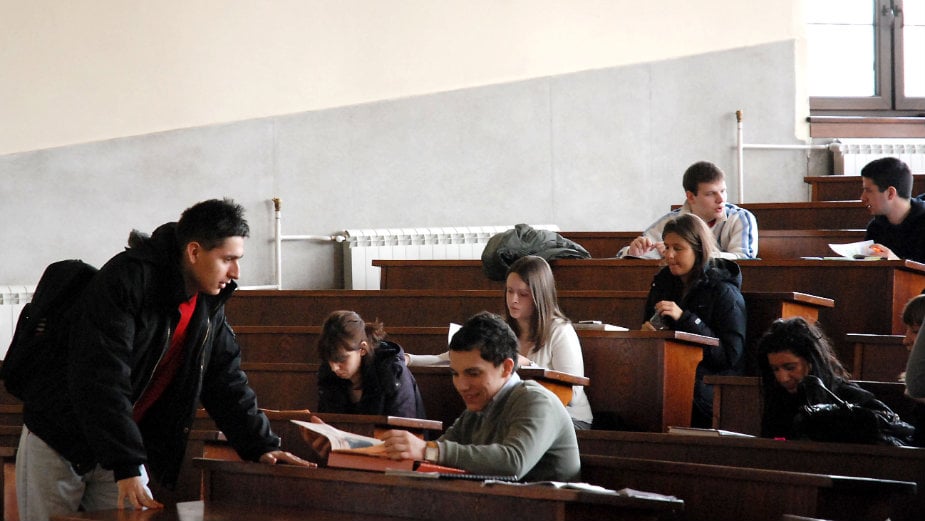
[808,0,925,113]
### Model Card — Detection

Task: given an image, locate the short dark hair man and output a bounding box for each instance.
[379,311,580,481]
[620,161,758,259]
[16,199,312,521]
[861,157,925,263]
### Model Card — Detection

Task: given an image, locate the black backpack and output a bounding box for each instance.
[1,259,98,400]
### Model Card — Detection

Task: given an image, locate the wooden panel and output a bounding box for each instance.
[805,174,925,202]
[671,201,870,229]
[576,431,925,521]
[373,258,925,366]
[581,454,914,521]
[51,500,415,521]
[195,458,684,521]
[849,334,909,382]
[228,290,832,370]
[757,229,865,259]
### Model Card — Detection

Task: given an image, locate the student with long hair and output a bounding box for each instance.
[643,213,746,428]
[504,255,593,430]
[407,256,593,429]
[317,310,425,419]
[758,317,912,445]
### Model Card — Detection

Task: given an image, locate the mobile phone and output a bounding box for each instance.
[648,312,668,330]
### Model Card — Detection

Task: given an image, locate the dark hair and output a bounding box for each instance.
[861,157,913,199]
[504,256,568,353]
[317,310,386,364]
[176,199,250,250]
[449,311,519,367]
[902,294,925,327]
[756,317,850,393]
[661,213,718,279]
[682,161,725,195]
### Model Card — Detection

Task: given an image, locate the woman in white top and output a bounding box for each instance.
[407,255,593,429]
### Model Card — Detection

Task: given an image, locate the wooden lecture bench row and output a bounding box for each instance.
[372,258,925,365]
[195,330,714,432]
[558,229,865,260]
[226,289,832,368]
[804,173,925,202]
[669,200,870,229]
[55,453,913,521]
[577,430,924,521]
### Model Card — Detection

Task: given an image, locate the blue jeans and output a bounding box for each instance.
[16,425,151,521]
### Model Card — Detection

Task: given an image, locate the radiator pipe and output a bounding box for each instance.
[269,197,346,290]
[734,110,838,203]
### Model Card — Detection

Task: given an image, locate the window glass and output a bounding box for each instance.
[806,0,877,97]
[904,1,924,97]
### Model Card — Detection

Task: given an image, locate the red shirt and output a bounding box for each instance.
[133,294,198,422]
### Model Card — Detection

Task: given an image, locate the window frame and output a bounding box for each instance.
[809,0,925,113]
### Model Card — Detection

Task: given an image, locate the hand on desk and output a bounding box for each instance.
[117,476,163,510]
[378,429,426,461]
[259,449,316,467]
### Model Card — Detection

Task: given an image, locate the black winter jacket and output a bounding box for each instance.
[644,259,747,420]
[317,341,426,419]
[21,223,279,488]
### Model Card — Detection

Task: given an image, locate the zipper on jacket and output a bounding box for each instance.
[134,325,172,406]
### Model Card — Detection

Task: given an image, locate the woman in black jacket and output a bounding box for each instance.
[316,310,426,419]
[644,213,747,427]
[758,317,912,445]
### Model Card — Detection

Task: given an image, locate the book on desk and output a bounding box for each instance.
[292,419,466,474]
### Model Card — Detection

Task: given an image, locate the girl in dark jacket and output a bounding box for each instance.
[316,310,426,419]
[758,317,912,445]
[644,213,747,427]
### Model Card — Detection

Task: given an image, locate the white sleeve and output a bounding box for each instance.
[406,351,450,367]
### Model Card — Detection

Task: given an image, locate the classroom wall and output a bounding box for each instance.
[1,2,810,289]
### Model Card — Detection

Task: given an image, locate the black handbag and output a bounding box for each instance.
[792,376,914,446]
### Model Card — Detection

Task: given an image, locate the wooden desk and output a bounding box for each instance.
[374,258,925,364]
[226,289,650,328]
[580,453,916,521]
[548,229,870,260]
[560,231,639,258]
[804,174,925,202]
[412,331,711,432]
[193,458,685,521]
[672,201,871,229]
[849,333,909,382]
[51,499,413,521]
[577,430,925,521]
[705,375,916,436]
[758,229,865,259]
[228,290,832,362]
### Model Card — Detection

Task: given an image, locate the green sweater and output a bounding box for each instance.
[437,376,580,481]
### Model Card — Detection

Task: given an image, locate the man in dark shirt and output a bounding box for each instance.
[861,157,925,263]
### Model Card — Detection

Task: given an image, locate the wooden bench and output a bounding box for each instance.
[805,174,925,202]
[849,333,909,382]
[576,430,925,521]
[580,452,917,521]
[562,229,869,260]
[373,258,925,366]
[672,201,871,229]
[51,499,419,521]
[192,458,685,521]
[705,375,917,436]
[227,290,832,371]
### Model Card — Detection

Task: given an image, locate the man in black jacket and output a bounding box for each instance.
[16,199,312,521]
[861,157,925,263]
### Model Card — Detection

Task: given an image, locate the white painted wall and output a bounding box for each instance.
[0,0,802,155]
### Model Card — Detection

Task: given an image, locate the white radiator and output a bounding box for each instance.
[833,139,925,175]
[0,285,34,359]
[343,225,560,290]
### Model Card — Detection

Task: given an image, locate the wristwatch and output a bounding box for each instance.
[424,441,439,463]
